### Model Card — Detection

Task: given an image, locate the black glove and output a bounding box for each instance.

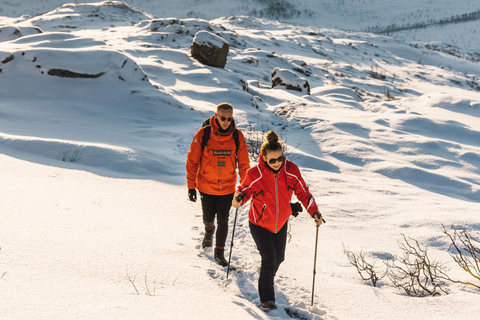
[290,202,303,217]
[314,212,326,224]
[235,193,244,203]
[188,189,197,202]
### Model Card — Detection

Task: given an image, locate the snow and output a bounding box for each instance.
[1,1,480,319]
[193,30,228,48]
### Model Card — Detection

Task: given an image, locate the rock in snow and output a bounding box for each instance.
[271,67,310,95]
[191,30,229,68]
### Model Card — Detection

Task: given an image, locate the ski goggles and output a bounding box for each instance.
[267,155,285,165]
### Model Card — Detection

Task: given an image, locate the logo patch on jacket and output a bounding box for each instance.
[213,150,231,156]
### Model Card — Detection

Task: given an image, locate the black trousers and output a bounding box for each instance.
[249,221,288,303]
[200,192,234,249]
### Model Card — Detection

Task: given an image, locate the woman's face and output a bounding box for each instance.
[263,149,284,171]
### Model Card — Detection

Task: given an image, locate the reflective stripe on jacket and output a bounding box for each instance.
[186,115,250,195]
[238,157,319,233]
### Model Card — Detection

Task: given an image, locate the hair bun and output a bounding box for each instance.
[260,130,283,157]
[266,131,279,144]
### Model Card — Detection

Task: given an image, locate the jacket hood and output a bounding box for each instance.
[209,115,236,136]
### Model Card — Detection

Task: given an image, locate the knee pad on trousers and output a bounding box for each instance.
[204,220,215,230]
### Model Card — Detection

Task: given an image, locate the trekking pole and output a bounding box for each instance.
[226,194,243,280]
[226,208,238,280]
[311,214,325,305]
[311,225,319,306]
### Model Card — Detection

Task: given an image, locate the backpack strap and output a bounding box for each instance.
[232,129,239,158]
[201,125,211,153]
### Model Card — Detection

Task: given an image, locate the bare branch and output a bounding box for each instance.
[442,224,480,288]
[387,235,449,297]
[343,245,388,287]
[126,270,140,295]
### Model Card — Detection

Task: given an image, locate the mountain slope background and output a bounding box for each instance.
[3,0,480,50]
[1,1,480,319]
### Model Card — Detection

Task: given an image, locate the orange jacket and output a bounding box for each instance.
[186,116,250,195]
[237,157,319,233]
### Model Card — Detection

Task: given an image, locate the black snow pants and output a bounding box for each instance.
[200,192,234,249]
[249,221,288,303]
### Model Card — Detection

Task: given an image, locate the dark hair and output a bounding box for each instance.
[260,131,283,157]
[216,102,233,113]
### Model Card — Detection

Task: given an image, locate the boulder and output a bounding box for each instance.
[271,67,310,95]
[191,31,229,68]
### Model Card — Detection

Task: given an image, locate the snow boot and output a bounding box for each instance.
[202,226,215,249]
[261,301,277,311]
[214,247,228,266]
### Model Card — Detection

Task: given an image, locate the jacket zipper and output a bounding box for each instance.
[275,173,279,233]
[219,157,223,190]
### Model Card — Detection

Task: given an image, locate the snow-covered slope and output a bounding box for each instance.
[1,1,480,319]
[3,0,480,51]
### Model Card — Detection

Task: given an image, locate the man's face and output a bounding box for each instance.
[216,109,233,131]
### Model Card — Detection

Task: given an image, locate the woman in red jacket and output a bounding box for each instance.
[232,131,323,311]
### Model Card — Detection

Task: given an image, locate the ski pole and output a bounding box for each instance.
[226,194,244,280]
[311,225,319,306]
[226,206,239,280]
[311,214,325,305]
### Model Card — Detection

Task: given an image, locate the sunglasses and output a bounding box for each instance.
[267,155,285,165]
[217,115,233,122]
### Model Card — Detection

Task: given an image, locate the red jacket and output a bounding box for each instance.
[238,156,319,233]
[186,116,250,195]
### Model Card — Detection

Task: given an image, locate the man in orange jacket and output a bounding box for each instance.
[186,103,250,266]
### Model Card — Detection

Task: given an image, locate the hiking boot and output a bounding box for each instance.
[261,301,277,311]
[214,247,228,267]
[202,227,215,249]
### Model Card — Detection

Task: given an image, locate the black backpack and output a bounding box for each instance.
[201,118,240,159]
